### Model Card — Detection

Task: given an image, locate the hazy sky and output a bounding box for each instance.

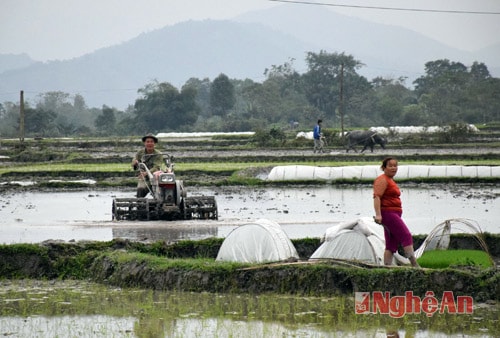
[1,0,499,61]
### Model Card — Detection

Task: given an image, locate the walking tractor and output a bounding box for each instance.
[112,154,218,221]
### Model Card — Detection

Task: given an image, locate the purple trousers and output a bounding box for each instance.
[381,210,413,253]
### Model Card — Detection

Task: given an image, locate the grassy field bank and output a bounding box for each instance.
[0,236,498,300]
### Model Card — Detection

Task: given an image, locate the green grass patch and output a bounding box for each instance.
[0,163,129,174]
[107,251,250,272]
[417,249,493,269]
[2,159,499,175]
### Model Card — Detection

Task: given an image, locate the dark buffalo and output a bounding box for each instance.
[345,130,387,153]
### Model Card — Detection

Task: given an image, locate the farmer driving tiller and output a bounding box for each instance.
[112,133,217,221]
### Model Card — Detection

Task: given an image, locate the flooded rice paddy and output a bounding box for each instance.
[1,185,498,337]
[0,184,498,244]
[0,280,498,337]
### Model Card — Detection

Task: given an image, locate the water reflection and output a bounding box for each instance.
[0,280,497,337]
[112,223,219,242]
[0,184,498,244]
[0,316,409,338]
[0,315,135,337]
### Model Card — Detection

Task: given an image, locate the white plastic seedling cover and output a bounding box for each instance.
[414,218,489,258]
[309,217,388,265]
[310,217,490,266]
[215,219,299,263]
[267,165,500,181]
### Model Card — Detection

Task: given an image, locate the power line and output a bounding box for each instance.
[269,0,500,15]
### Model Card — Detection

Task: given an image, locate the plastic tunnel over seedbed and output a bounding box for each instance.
[266,165,500,181]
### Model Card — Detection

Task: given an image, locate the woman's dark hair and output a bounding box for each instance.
[381,157,397,169]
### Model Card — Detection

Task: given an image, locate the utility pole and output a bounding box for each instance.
[19,90,25,144]
[339,63,345,141]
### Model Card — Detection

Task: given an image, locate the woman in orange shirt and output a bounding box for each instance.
[373,157,419,267]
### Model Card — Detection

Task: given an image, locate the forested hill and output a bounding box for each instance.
[0,20,313,109]
[0,4,498,109]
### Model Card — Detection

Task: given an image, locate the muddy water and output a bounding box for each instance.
[0,280,498,337]
[0,184,498,244]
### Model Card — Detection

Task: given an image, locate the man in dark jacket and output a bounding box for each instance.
[132,133,164,197]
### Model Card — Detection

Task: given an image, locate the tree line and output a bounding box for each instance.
[1,51,499,138]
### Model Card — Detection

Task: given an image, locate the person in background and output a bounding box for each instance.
[313,119,323,153]
[373,157,420,267]
[131,133,164,197]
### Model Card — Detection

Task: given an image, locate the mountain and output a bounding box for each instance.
[0,20,314,109]
[235,5,499,81]
[0,53,37,74]
[1,5,498,109]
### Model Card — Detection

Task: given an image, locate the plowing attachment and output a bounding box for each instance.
[112,154,218,221]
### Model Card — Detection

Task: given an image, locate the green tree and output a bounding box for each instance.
[94,105,117,134]
[242,81,280,122]
[341,73,373,127]
[302,51,367,127]
[261,59,314,127]
[369,77,416,126]
[114,106,137,136]
[184,77,211,118]
[73,94,87,112]
[22,108,57,136]
[401,104,428,125]
[210,73,235,117]
[264,58,303,98]
[462,62,500,123]
[0,102,21,137]
[219,78,264,132]
[469,62,490,82]
[414,60,470,124]
[36,91,71,112]
[134,81,199,132]
[33,91,96,136]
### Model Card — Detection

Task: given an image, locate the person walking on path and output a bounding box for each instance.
[132,133,164,198]
[313,119,323,153]
[373,157,420,267]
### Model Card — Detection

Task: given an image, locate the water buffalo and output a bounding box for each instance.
[345,130,387,153]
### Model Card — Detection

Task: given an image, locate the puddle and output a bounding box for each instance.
[0,184,498,244]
